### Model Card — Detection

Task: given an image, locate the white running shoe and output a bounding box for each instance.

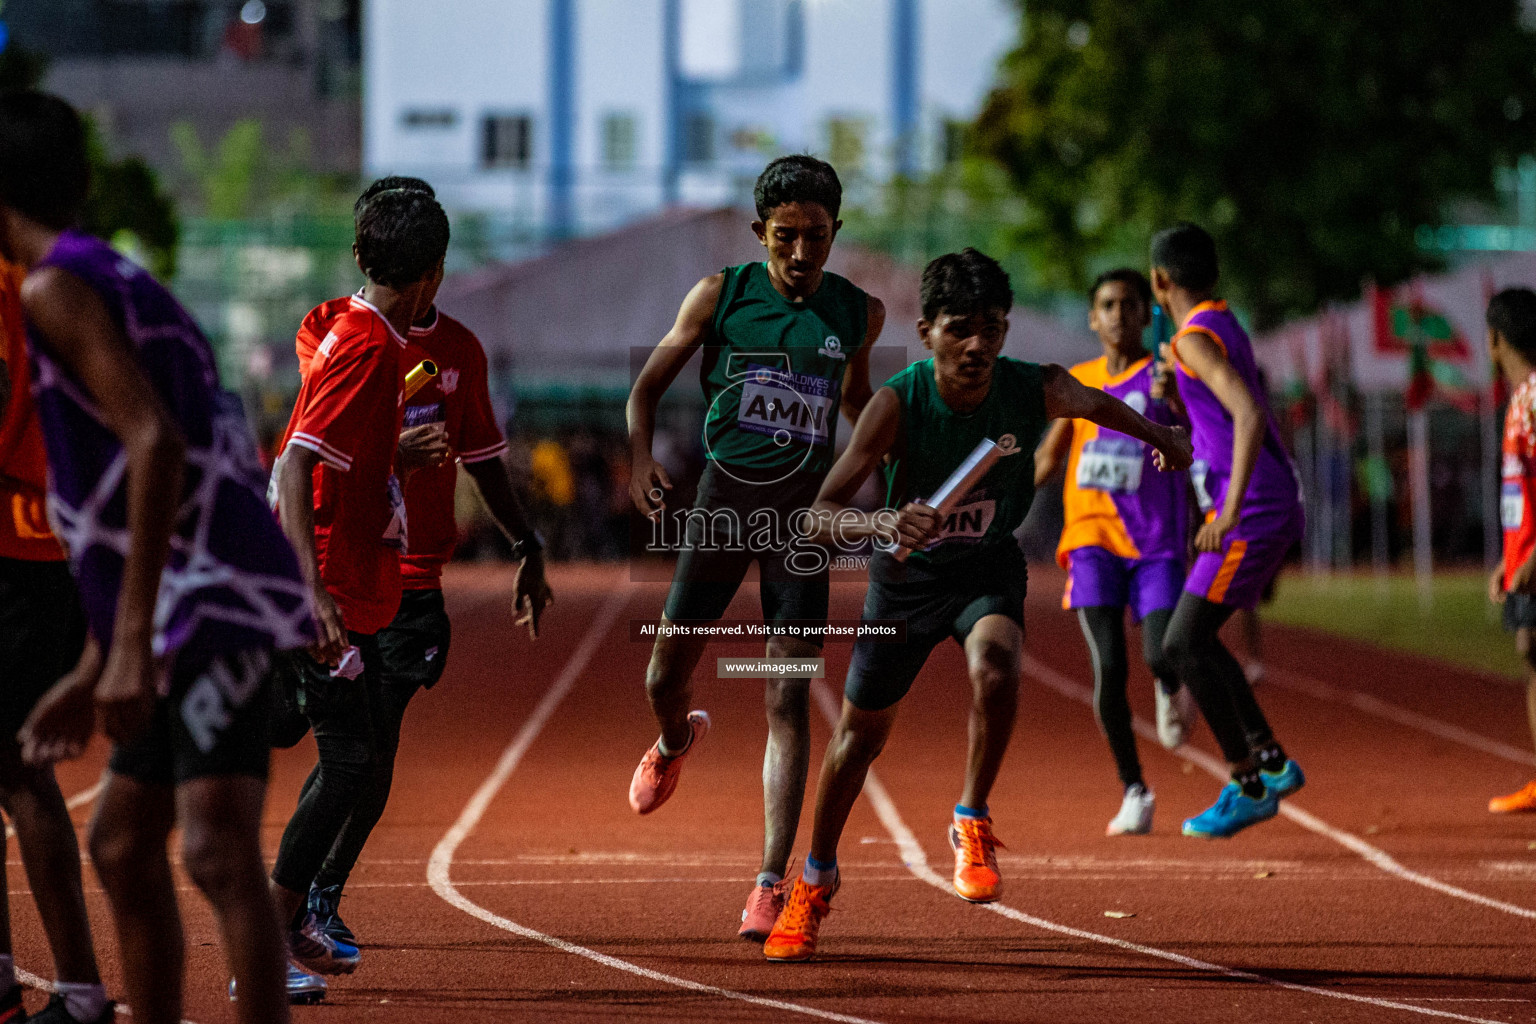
[1155,682,1194,749]
[1106,783,1155,836]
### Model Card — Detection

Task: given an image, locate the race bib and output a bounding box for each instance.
[1190,460,1215,513]
[404,401,446,428]
[922,497,997,549]
[1076,443,1144,494]
[382,473,409,552]
[737,364,838,447]
[1504,480,1525,531]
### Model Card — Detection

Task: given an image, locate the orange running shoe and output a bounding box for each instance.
[949,816,1005,902]
[629,710,709,814]
[763,875,839,961]
[1489,780,1536,813]
[738,876,792,942]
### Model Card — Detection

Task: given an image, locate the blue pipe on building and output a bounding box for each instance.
[548,0,575,237]
[890,0,918,177]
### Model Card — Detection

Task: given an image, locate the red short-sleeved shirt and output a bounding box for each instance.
[1503,372,1536,591]
[280,295,407,634]
[299,301,508,590]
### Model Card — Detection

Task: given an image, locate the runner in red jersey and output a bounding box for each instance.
[268,188,451,988]
[290,178,552,952]
[1486,288,1536,814]
[0,258,113,1023]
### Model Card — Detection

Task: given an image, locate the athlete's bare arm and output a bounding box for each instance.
[839,294,885,424]
[275,443,348,665]
[21,266,186,744]
[1171,332,1262,552]
[626,273,724,517]
[804,387,935,550]
[464,458,554,638]
[1033,418,1073,487]
[1042,363,1191,473]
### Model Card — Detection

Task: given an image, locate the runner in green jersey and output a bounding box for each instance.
[624,156,886,941]
[763,249,1190,963]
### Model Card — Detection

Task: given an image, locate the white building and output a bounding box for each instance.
[363,0,1017,237]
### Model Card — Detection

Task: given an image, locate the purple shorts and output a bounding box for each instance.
[1063,547,1185,622]
[1185,509,1303,610]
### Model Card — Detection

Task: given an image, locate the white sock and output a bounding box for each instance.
[801,857,837,887]
[755,871,782,888]
[0,954,13,992]
[56,981,108,1023]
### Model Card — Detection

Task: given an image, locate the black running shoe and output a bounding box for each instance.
[27,994,115,1024]
[308,882,357,946]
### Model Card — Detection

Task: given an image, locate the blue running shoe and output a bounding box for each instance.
[1182,782,1278,838]
[1261,758,1305,800]
[309,882,357,946]
[229,963,329,1005]
[289,911,361,975]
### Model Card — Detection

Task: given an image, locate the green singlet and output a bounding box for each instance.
[879,356,1049,571]
[700,262,869,475]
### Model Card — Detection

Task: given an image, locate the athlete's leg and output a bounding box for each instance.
[1077,606,1142,789]
[760,635,815,880]
[179,775,288,1024]
[1163,593,1261,768]
[1140,607,1179,693]
[0,750,101,987]
[87,773,182,1024]
[808,700,899,866]
[959,614,1024,811]
[645,626,713,753]
[271,641,382,925]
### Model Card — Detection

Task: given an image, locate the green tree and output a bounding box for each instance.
[0,41,178,276]
[973,0,1536,327]
[170,119,357,220]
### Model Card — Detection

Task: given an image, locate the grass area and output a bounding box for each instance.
[1263,570,1524,680]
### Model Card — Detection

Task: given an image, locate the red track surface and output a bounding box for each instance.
[5,562,1535,1022]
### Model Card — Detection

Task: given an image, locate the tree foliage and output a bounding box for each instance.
[974,0,1536,327]
[0,41,178,276]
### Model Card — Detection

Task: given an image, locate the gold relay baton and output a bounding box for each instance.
[403,359,438,401]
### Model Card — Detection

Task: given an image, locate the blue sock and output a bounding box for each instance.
[954,803,988,820]
[802,854,837,886]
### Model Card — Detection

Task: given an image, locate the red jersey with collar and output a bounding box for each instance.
[0,261,64,561]
[1502,372,1536,591]
[280,295,407,634]
[299,303,508,590]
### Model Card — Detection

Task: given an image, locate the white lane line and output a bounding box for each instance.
[5,779,103,840]
[809,681,1515,1024]
[1021,653,1536,921]
[1267,669,1536,767]
[427,586,887,1024]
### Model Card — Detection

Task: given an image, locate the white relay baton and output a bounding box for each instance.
[891,438,1003,562]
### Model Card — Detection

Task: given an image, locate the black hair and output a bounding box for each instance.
[354,190,450,289]
[1150,221,1219,293]
[1089,267,1152,308]
[353,175,436,218]
[920,248,1014,321]
[0,91,89,230]
[1488,287,1536,362]
[753,154,842,221]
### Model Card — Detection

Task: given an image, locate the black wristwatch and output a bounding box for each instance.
[510,530,545,561]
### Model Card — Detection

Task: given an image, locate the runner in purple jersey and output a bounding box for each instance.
[0,93,304,1024]
[1151,222,1305,841]
[1035,268,1196,837]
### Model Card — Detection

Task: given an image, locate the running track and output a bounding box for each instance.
[5,562,1535,1022]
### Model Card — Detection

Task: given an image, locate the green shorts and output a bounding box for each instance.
[843,546,1027,712]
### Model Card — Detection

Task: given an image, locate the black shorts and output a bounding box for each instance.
[0,558,87,741]
[844,547,1027,712]
[1506,593,1536,631]
[377,588,452,692]
[662,462,830,630]
[109,646,274,786]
